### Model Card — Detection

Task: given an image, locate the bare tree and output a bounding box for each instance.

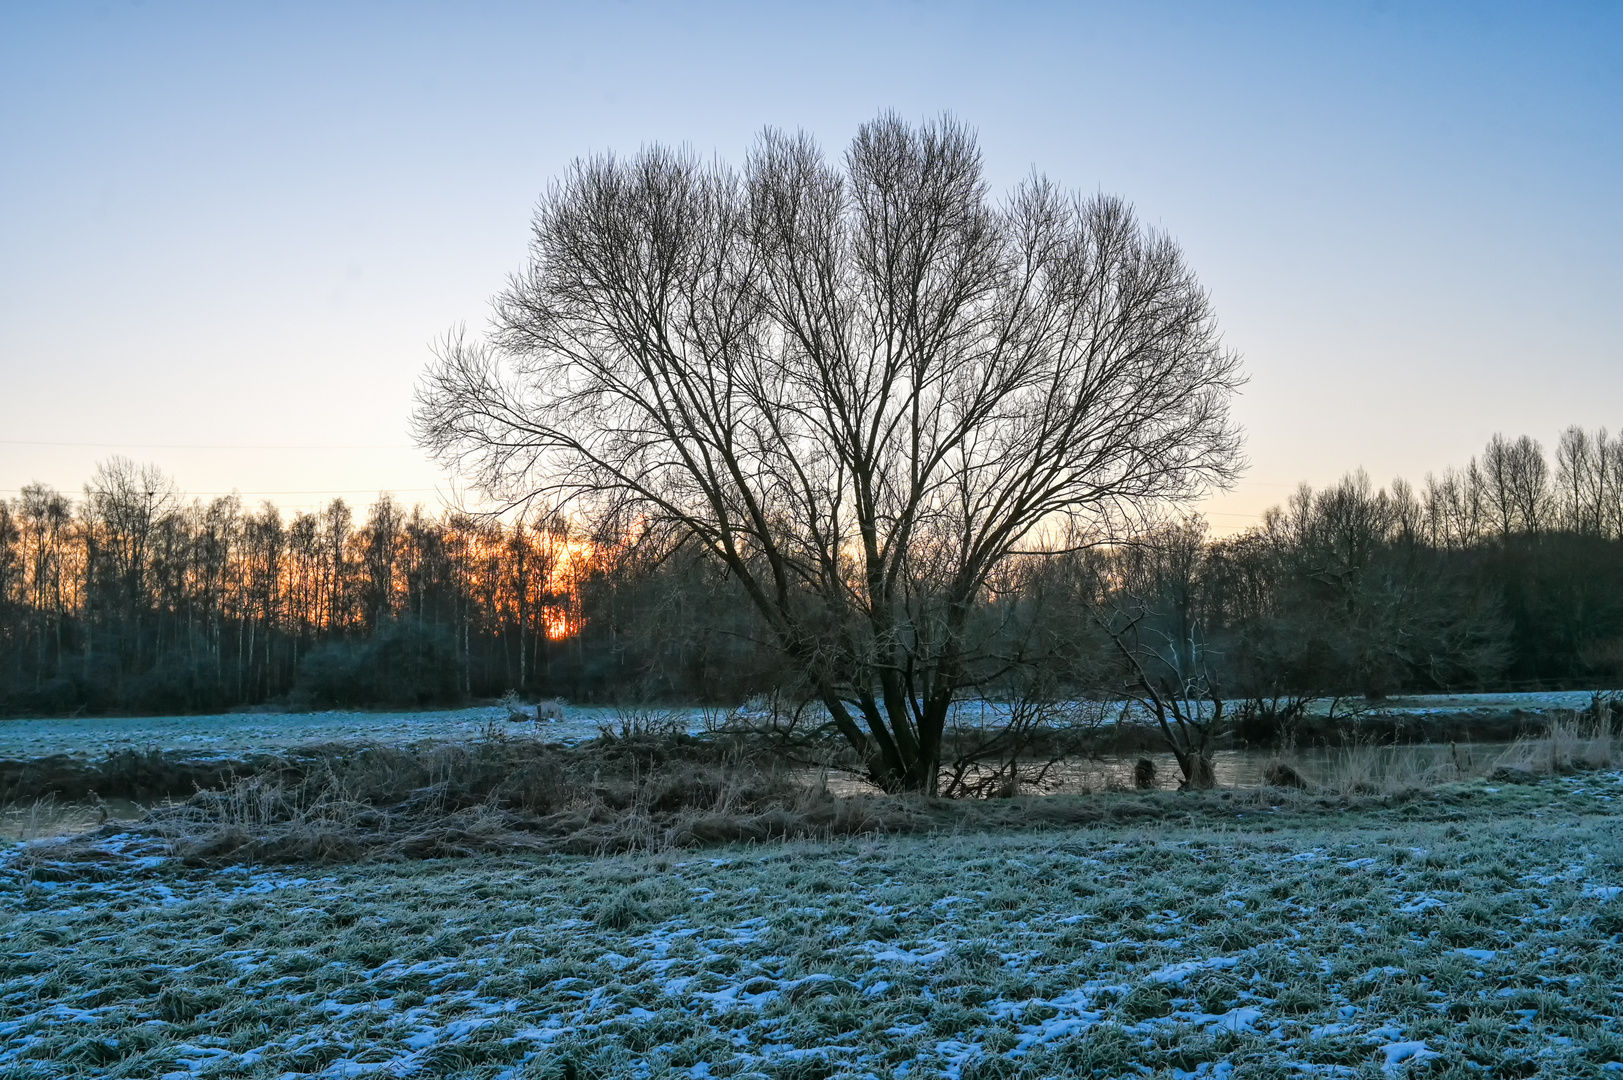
[416,114,1243,792]
[1421,466,1490,549]
[81,457,181,679]
[1084,519,1226,787]
[1555,425,1621,538]
[1481,434,1550,538]
[320,499,353,633]
[13,484,73,686]
[0,503,19,618]
[1101,604,1224,789]
[360,493,403,632]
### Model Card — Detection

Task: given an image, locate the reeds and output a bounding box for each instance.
[18,699,1623,866]
[1,794,98,844]
[1269,703,1621,796]
[1321,740,1440,795]
[105,735,932,864]
[1492,708,1617,777]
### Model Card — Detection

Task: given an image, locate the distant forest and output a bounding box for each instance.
[3,426,1622,717]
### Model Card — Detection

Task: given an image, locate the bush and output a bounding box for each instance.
[291,618,463,708]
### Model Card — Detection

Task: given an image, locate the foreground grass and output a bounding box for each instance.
[3,776,1622,1078]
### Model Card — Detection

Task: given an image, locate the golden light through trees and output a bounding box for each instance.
[0,459,601,711]
[538,538,593,641]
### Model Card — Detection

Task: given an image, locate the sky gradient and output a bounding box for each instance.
[2,1,1619,531]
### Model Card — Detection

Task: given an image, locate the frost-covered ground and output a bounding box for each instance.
[1354,691,1602,715]
[4,775,1622,1077]
[0,691,1602,762]
[0,705,675,760]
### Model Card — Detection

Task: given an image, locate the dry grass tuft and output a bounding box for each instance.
[120,735,890,863]
[1255,707,1620,797]
[31,734,1385,866]
[1491,710,1617,778]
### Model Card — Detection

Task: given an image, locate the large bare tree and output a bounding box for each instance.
[415,114,1243,793]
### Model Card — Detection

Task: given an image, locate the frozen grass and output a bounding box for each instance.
[0,795,103,843]
[0,692,1602,761]
[5,774,1623,1078]
[1493,715,1618,777]
[1284,715,1620,800]
[0,706,672,760]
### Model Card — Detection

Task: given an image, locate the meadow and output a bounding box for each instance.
[4,766,1622,1079]
[0,691,1595,761]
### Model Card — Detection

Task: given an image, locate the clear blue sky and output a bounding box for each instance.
[2,1,1618,530]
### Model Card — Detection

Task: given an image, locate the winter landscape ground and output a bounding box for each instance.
[0,692,1599,761]
[4,765,1622,1079]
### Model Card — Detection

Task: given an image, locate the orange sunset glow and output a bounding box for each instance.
[539,538,593,640]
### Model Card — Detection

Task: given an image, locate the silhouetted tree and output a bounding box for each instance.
[415,114,1244,791]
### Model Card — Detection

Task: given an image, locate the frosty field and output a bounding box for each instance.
[5,774,1622,1078]
[0,691,1596,762]
[0,705,643,761]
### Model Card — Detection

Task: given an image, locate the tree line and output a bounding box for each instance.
[1,426,1619,719]
[0,457,590,716]
[1206,426,1623,696]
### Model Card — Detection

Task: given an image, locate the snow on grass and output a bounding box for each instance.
[1,689,1601,761]
[2,779,1622,1077]
[0,705,701,760]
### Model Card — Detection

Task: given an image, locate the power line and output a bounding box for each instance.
[0,487,444,496]
[0,486,1263,514]
[1,440,414,450]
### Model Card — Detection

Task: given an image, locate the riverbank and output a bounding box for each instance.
[4,709,1618,852]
